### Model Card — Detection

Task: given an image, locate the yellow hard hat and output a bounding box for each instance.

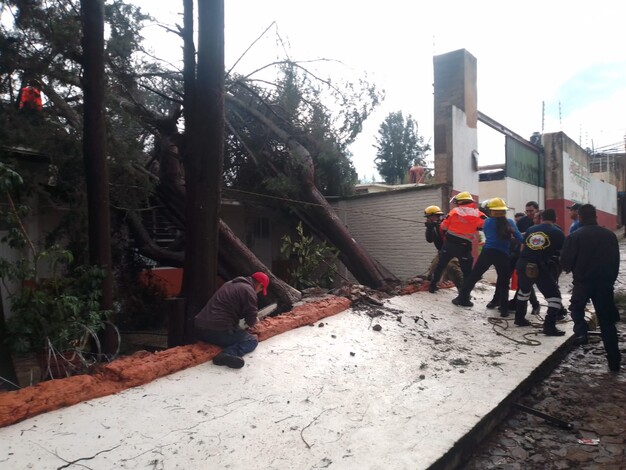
[487,197,508,211]
[424,205,444,216]
[454,191,473,202]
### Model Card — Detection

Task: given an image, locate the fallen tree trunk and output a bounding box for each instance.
[124,181,301,312]
[227,94,399,290]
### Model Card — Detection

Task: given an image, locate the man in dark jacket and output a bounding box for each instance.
[516,201,539,234]
[194,272,270,369]
[560,204,621,372]
[514,209,565,335]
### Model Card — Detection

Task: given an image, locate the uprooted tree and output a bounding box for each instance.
[0,0,399,338]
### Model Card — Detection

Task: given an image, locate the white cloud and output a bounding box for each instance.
[134,0,626,179]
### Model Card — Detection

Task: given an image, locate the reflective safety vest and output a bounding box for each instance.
[19,86,43,111]
[441,205,485,242]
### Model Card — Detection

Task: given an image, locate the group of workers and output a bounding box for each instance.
[424,193,621,372]
[191,193,620,374]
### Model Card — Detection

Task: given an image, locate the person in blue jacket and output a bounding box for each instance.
[567,203,581,234]
[452,198,523,316]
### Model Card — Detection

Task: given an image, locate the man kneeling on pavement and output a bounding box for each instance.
[194,272,270,369]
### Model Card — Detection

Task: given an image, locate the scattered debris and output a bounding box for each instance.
[372,324,382,332]
[577,438,600,446]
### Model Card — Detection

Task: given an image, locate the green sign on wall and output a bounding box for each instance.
[505,137,544,187]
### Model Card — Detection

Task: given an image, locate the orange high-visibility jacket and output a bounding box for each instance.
[441,204,485,242]
[19,86,42,111]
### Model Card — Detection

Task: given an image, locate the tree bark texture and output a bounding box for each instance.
[180,0,225,343]
[80,0,115,353]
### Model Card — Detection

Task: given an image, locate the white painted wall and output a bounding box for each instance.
[503,177,545,213]
[452,106,479,196]
[563,151,590,204]
[332,186,443,281]
[479,177,545,217]
[589,178,617,215]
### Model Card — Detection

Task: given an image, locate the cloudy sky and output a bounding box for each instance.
[137,0,626,181]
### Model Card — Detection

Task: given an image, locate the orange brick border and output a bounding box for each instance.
[0,296,351,428]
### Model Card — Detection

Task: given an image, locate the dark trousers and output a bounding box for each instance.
[509,254,539,309]
[515,259,562,327]
[569,281,621,362]
[431,239,473,286]
[458,248,510,310]
[195,328,258,357]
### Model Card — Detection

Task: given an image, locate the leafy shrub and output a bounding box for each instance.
[280,222,339,290]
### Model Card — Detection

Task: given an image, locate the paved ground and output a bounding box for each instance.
[463,239,626,469]
[1,240,624,469]
[463,318,626,470]
[0,284,572,470]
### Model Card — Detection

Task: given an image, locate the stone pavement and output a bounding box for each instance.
[463,318,626,470]
[463,238,626,469]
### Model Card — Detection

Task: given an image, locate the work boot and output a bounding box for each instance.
[452,297,473,307]
[213,352,245,369]
[486,299,498,309]
[574,335,589,346]
[499,308,510,318]
[515,299,528,325]
[543,325,566,336]
[608,354,621,372]
[428,282,438,293]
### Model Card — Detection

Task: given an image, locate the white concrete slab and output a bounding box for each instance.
[0,283,571,470]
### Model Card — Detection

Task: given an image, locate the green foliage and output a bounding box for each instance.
[374,111,430,184]
[225,62,380,198]
[1,245,110,354]
[280,222,339,290]
[0,165,110,357]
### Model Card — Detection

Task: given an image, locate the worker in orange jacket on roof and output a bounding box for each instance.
[19,84,43,111]
[429,191,486,293]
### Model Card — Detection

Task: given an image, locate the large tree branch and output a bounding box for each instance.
[226,94,398,289]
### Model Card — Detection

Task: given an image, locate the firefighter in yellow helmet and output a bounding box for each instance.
[424,205,445,249]
[451,197,523,313]
[423,205,463,289]
[429,191,485,293]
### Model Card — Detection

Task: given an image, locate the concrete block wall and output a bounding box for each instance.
[332,186,446,281]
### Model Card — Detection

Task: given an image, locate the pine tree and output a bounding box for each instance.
[374,111,429,184]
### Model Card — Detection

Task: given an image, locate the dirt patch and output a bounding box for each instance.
[0,295,351,428]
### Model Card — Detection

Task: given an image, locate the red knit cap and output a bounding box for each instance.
[251,272,270,296]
